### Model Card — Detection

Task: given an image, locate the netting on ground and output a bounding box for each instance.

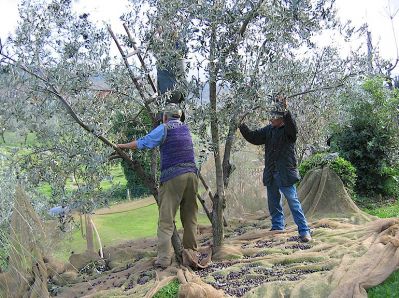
[0,186,50,298]
[1,166,398,298]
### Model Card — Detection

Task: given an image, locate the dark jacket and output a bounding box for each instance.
[239,111,300,187]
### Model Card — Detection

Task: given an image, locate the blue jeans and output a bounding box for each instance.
[266,171,310,236]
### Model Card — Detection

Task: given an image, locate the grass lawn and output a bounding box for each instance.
[53,201,211,261]
[368,270,399,298]
[365,200,399,297]
[0,131,37,147]
[365,201,399,218]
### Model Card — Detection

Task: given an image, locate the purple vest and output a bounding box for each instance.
[160,120,197,183]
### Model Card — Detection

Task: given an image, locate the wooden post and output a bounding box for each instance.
[85,214,95,253]
[90,217,104,258]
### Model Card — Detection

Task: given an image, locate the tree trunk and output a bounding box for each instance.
[222,115,239,188]
[209,26,225,252]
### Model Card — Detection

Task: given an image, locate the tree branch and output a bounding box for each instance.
[287,83,345,99]
[218,0,266,72]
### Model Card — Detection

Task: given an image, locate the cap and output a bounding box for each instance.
[268,100,287,119]
[163,103,182,119]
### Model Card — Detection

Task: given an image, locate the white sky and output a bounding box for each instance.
[0,0,398,70]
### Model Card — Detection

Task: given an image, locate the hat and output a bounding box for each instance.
[163,103,182,119]
[269,110,285,120]
[268,101,286,120]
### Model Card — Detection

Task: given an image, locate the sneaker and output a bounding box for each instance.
[299,234,312,243]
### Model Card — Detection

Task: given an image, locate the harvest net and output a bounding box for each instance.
[1,166,398,298]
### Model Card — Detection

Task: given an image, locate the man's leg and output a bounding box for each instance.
[279,184,310,237]
[180,172,199,250]
[157,175,186,266]
[266,178,285,231]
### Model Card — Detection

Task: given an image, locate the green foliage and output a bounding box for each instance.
[299,152,357,192]
[0,131,37,147]
[153,279,180,298]
[330,77,399,196]
[111,111,155,198]
[381,166,399,198]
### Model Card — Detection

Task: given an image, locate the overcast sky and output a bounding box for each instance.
[1,0,398,67]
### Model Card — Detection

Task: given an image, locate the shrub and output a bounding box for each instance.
[111,111,155,198]
[330,77,399,196]
[299,152,357,193]
[331,119,393,195]
[381,166,399,198]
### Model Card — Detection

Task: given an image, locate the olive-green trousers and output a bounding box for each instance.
[157,172,199,265]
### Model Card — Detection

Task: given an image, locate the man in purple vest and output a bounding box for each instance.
[117,104,198,268]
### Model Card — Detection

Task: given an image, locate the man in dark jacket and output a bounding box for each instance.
[239,96,311,242]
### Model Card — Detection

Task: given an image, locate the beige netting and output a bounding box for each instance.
[200,144,266,218]
[1,166,398,298]
[0,186,50,298]
[294,166,373,223]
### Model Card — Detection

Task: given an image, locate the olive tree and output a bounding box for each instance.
[0,0,366,258]
[123,0,366,249]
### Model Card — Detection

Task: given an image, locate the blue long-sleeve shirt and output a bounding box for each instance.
[136,124,166,149]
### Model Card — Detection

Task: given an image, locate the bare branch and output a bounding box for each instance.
[238,0,265,37]
[307,49,326,91]
[288,83,344,99]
